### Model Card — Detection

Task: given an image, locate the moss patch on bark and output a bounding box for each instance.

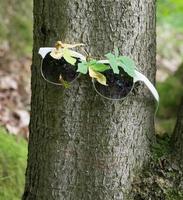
[131,135,183,200]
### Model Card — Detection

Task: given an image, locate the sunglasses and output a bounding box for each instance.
[39,46,159,107]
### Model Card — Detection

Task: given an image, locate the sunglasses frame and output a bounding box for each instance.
[39,48,159,104]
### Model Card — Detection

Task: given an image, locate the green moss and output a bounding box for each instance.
[165,189,183,200]
[151,134,171,161]
[0,128,27,200]
[132,133,183,200]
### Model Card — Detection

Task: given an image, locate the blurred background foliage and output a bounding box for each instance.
[0,0,182,199]
[0,0,33,56]
[157,0,183,30]
[156,0,183,135]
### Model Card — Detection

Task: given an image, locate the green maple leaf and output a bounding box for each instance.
[88,60,97,65]
[77,59,110,74]
[90,63,110,72]
[77,62,88,74]
[118,56,136,77]
[114,46,119,57]
[63,48,77,65]
[105,53,119,74]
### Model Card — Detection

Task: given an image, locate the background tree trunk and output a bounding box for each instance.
[23,0,156,199]
[171,97,183,166]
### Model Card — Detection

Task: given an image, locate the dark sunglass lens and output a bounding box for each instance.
[94,68,134,100]
[41,52,80,84]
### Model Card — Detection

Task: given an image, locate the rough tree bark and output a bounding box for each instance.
[23,0,156,199]
[171,98,183,166]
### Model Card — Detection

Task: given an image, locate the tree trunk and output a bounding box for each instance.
[171,97,183,166]
[23,0,156,199]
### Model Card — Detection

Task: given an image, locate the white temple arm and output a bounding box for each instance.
[134,70,159,103]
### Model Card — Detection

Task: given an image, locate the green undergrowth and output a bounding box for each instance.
[156,64,183,135]
[0,127,27,200]
[157,76,183,119]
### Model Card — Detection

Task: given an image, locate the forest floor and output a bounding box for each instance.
[0,43,31,139]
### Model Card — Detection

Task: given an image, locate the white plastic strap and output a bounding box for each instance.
[134,70,159,115]
[38,47,86,61]
[134,70,159,103]
[39,48,53,58]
